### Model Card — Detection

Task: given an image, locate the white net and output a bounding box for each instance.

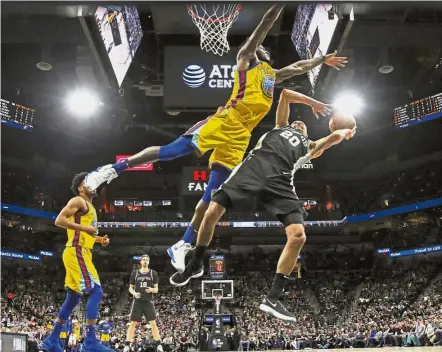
[187,4,241,56]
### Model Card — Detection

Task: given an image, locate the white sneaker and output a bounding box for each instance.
[167,240,193,273]
[156,344,164,352]
[84,165,118,191]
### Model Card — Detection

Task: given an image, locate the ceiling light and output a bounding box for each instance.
[66,90,99,117]
[379,64,394,74]
[333,93,363,115]
[36,62,53,71]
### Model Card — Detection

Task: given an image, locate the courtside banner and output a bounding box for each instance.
[0,250,41,261]
[116,155,153,171]
[181,167,210,195]
[388,245,442,258]
[98,219,346,229]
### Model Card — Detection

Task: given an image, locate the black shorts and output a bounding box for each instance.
[129,299,157,322]
[212,154,307,227]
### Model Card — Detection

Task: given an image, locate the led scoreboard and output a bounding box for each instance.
[210,253,225,279]
[1,99,35,130]
[394,92,442,128]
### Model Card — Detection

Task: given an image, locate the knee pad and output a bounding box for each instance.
[158,136,196,161]
[202,165,231,203]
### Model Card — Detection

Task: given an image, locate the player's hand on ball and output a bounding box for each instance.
[324,51,348,71]
[335,127,357,140]
[134,292,141,299]
[101,235,110,247]
[311,101,332,119]
[83,225,99,236]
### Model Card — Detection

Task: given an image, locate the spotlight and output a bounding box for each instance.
[66,90,99,116]
[333,94,363,115]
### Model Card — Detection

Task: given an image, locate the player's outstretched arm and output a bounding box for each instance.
[237,4,284,62]
[275,51,348,83]
[275,89,291,128]
[278,89,332,120]
[309,128,356,159]
[55,197,98,236]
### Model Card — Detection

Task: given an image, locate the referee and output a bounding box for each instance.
[126,254,163,352]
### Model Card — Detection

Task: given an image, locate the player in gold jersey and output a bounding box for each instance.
[84,4,347,273]
[40,172,113,352]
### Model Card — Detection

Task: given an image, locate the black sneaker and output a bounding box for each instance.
[169,265,204,287]
[259,297,297,322]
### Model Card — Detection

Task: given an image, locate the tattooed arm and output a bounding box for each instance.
[236,4,285,70]
[275,51,348,83]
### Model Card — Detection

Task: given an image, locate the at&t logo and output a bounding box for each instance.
[183,65,206,88]
[183,64,237,88]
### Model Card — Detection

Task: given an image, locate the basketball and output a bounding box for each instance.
[329,113,356,133]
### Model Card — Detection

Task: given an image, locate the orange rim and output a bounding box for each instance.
[186,4,242,24]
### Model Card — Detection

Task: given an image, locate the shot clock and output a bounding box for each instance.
[209,253,225,279]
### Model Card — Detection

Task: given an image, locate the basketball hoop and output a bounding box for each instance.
[187,4,242,56]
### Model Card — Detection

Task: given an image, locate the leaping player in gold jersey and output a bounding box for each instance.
[83,4,347,274]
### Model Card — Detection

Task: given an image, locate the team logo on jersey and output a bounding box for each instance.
[262,75,275,98]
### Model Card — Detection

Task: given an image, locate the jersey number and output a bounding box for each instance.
[280,130,300,147]
[140,282,150,288]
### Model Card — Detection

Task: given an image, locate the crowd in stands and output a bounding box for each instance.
[335,160,442,216]
[1,164,69,212]
[2,246,441,351]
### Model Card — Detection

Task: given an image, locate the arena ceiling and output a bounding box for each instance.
[1,2,442,173]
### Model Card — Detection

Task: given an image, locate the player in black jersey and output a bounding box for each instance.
[170,88,356,322]
[127,254,163,351]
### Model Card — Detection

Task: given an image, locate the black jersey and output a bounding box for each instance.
[250,125,310,172]
[129,269,159,302]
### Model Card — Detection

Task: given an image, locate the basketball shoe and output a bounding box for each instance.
[39,338,63,352]
[259,297,297,322]
[84,165,118,191]
[167,240,194,273]
[170,264,204,286]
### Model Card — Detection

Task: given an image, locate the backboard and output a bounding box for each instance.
[201,280,234,300]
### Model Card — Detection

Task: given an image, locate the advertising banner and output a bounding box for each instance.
[116,155,153,171]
